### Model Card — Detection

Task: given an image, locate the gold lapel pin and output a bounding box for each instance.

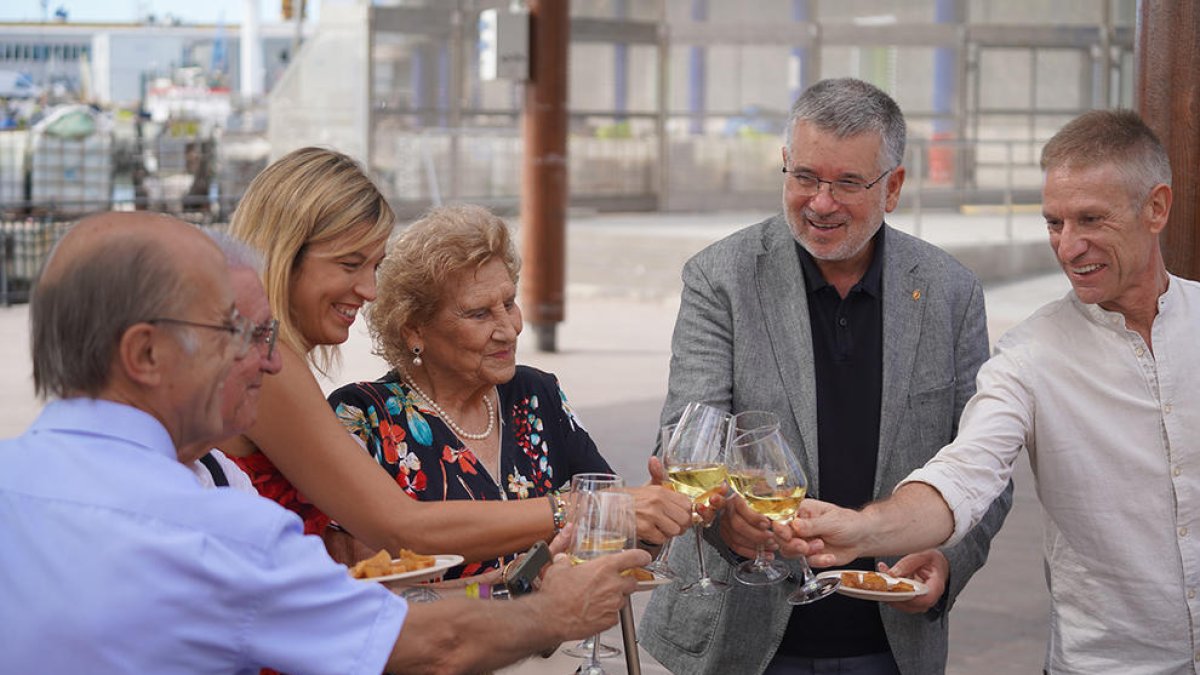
[912,290,922,301]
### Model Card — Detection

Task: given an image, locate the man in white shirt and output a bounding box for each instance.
[787,109,1200,674]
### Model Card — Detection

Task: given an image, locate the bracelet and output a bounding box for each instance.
[547,491,568,532]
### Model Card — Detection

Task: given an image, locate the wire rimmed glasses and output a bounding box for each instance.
[781,165,895,204]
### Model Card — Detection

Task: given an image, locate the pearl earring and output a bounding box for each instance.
[411,346,423,367]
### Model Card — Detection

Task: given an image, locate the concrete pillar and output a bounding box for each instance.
[239,0,261,101]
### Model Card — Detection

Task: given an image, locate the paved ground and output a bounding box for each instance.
[0,208,1067,674]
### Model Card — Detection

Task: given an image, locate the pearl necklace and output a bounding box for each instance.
[401,373,496,441]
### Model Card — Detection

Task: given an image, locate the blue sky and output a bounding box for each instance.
[0,1,313,25]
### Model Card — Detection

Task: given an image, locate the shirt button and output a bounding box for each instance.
[1180,527,1189,537]
[1135,346,1145,357]
[1190,589,1197,600]
[838,317,847,327]
[1176,466,1184,477]
[1165,403,1173,415]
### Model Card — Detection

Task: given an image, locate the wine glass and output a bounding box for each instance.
[642,423,681,581]
[727,410,781,446]
[663,401,731,597]
[726,424,802,586]
[729,427,839,604]
[561,472,625,661]
[568,490,637,675]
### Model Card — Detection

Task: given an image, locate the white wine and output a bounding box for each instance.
[729,472,805,522]
[571,531,628,563]
[667,463,728,502]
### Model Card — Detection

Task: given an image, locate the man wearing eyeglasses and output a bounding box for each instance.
[185,232,283,492]
[0,211,650,673]
[642,78,1011,675]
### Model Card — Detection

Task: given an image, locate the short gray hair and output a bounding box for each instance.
[32,235,192,399]
[784,78,906,172]
[207,229,264,274]
[1040,109,1172,203]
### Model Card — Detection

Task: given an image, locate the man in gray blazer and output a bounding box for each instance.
[640,78,1012,675]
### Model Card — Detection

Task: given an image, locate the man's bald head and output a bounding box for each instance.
[32,212,227,399]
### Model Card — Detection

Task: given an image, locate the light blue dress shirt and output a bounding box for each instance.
[0,398,408,674]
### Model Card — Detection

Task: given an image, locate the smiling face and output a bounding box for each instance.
[289,228,387,348]
[782,121,904,273]
[409,258,522,391]
[1042,162,1170,317]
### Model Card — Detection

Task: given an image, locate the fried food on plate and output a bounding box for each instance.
[349,549,436,579]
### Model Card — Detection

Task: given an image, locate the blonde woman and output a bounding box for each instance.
[222,148,690,565]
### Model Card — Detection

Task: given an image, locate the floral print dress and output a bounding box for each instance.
[327,365,612,579]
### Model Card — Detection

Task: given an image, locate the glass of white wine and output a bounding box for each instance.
[664,401,731,597]
[568,490,637,675]
[731,427,840,604]
[642,423,681,581]
[562,472,625,661]
[727,424,804,585]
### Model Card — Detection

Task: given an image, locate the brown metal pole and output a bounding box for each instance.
[1138,0,1200,281]
[521,0,570,351]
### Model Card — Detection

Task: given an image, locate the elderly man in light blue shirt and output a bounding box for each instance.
[0,212,647,674]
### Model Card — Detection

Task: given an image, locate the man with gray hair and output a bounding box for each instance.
[184,231,281,492]
[0,211,650,674]
[793,109,1199,673]
[641,78,1010,674]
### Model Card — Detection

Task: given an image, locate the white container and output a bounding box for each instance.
[29,106,113,216]
[0,130,29,210]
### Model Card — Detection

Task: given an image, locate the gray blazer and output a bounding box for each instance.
[640,215,1013,675]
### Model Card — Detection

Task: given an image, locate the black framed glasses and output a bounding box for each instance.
[781,166,895,203]
[251,318,279,361]
[147,310,254,359]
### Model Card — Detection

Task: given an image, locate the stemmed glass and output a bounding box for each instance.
[726,423,803,585]
[642,423,681,581]
[562,473,624,661]
[568,490,637,675]
[663,401,731,596]
[730,426,839,604]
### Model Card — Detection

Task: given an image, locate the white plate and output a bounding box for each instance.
[816,569,928,601]
[358,554,465,585]
[635,572,674,592]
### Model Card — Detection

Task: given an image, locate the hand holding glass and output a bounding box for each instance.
[568,490,637,675]
[727,424,803,586]
[664,402,731,596]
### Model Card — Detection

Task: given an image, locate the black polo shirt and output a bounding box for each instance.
[778,227,889,659]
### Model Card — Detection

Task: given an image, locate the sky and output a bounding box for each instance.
[0,1,316,25]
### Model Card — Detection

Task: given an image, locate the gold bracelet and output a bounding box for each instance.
[547,491,568,532]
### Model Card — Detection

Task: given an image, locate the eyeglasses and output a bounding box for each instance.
[147,310,255,359]
[781,166,895,203]
[251,318,279,361]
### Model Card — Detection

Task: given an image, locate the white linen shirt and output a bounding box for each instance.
[0,398,408,674]
[904,275,1200,674]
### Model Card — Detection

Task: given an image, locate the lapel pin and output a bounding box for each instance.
[912,290,922,301]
